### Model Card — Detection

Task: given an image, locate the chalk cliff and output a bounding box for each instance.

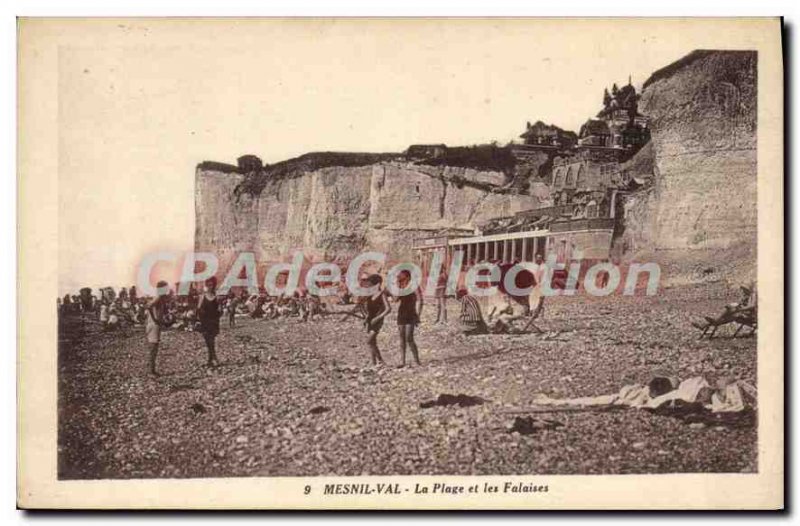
[636,50,758,251]
[611,50,758,283]
[196,50,759,282]
[195,160,543,266]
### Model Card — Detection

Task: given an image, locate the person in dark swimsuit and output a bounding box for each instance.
[363,274,391,366]
[395,270,424,368]
[197,276,223,368]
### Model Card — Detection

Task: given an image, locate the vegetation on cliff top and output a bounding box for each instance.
[418,143,517,174]
[230,146,523,199]
[233,151,401,198]
[641,50,722,90]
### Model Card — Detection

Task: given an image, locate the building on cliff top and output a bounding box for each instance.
[518,121,578,149]
[577,79,650,154]
[411,81,653,272]
[511,121,577,161]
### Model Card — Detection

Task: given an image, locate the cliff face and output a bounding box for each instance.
[196,50,758,282]
[637,50,757,251]
[194,169,255,267]
[195,161,543,266]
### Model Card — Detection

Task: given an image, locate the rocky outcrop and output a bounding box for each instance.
[195,161,543,266]
[637,50,757,251]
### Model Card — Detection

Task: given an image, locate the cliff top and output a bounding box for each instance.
[197,145,528,198]
[262,151,401,178]
[197,151,400,176]
[642,49,756,90]
[228,151,401,197]
[417,144,517,173]
[196,160,241,174]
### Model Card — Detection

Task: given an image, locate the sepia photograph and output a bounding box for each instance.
[17,16,783,509]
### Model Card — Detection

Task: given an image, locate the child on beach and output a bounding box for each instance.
[363,274,391,366]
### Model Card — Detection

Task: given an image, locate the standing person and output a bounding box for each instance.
[532,253,547,319]
[395,270,423,368]
[146,281,170,376]
[227,292,239,328]
[363,274,391,366]
[434,269,448,324]
[197,276,223,368]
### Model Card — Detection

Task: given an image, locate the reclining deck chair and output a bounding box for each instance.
[732,306,757,337]
[694,285,757,339]
[518,293,546,334]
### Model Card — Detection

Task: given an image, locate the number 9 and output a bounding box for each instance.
[304,485,311,495]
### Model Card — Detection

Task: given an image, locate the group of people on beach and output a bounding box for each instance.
[58,252,556,375]
[57,268,432,375]
[58,286,145,331]
[135,277,226,375]
[361,270,425,368]
[59,259,544,374]
[58,279,226,376]
[232,290,328,324]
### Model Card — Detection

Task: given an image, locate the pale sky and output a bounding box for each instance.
[54,18,710,294]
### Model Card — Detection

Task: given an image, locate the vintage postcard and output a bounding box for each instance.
[18,18,783,509]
